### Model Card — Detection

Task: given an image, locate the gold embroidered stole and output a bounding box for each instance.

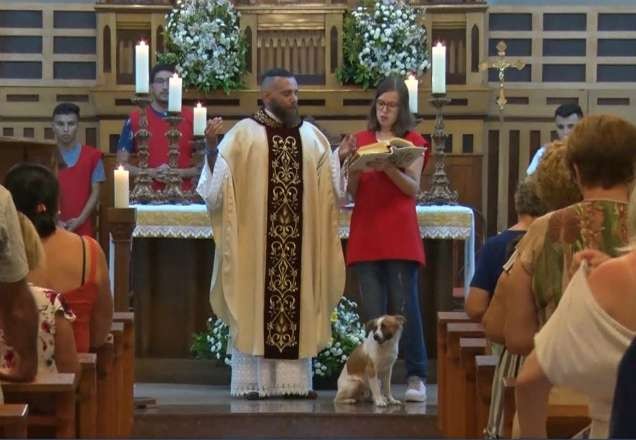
[252,110,304,359]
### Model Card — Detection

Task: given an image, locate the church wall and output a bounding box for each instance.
[2,0,636,237]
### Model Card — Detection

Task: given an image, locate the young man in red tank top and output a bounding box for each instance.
[54,103,105,237]
[117,64,197,191]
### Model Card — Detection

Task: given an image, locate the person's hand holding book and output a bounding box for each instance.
[338,134,356,163]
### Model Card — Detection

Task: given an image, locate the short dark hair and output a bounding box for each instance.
[52,102,80,119]
[261,68,294,83]
[150,63,175,83]
[566,114,636,189]
[367,76,415,138]
[4,163,59,238]
[554,103,583,119]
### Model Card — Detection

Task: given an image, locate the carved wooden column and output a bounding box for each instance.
[106,207,136,312]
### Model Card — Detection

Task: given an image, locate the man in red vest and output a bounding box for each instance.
[117,64,196,191]
[54,103,105,237]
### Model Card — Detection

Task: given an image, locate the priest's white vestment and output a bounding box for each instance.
[197,110,346,396]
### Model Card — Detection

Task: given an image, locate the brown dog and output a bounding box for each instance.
[334,315,406,406]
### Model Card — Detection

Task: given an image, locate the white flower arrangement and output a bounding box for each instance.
[192,297,366,381]
[159,0,247,93]
[338,0,430,89]
[313,297,366,379]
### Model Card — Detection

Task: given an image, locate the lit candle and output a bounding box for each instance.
[405,74,418,113]
[432,42,446,95]
[168,73,182,113]
[193,102,207,136]
[114,166,129,208]
[135,41,149,94]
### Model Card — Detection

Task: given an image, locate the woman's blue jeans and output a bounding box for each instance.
[352,260,428,381]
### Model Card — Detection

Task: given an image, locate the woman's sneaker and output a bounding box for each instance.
[404,376,427,402]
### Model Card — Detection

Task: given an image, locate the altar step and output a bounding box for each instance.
[133,383,439,439]
[135,358,437,385]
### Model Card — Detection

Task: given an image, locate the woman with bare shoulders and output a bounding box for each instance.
[5,163,113,353]
[515,184,636,438]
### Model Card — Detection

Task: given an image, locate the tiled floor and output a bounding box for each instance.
[134,382,437,412]
[133,383,439,438]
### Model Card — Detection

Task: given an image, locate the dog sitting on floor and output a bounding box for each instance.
[334,315,405,407]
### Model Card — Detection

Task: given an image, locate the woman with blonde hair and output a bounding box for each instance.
[0,213,79,378]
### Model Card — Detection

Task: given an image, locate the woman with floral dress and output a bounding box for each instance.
[0,213,78,378]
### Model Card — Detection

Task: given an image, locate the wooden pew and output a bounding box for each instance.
[459,337,488,438]
[77,353,97,438]
[502,378,591,438]
[436,311,470,433]
[0,404,28,438]
[445,322,485,438]
[95,339,115,438]
[113,312,135,437]
[475,354,498,437]
[1,373,78,438]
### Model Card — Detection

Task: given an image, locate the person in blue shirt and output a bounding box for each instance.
[464,178,546,321]
[611,337,636,438]
[526,103,583,175]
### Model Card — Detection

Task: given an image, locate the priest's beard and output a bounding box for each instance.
[268,101,301,128]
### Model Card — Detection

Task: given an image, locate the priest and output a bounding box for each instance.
[198,68,352,399]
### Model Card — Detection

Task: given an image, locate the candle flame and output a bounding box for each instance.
[196,102,202,108]
[138,40,146,46]
[117,165,124,171]
[435,41,444,48]
[172,72,179,78]
[408,73,416,80]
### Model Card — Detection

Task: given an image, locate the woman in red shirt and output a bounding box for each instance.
[347,76,430,402]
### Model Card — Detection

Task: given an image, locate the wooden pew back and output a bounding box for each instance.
[0,404,28,438]
[503,378,591,438]
[436,311,470,434]
[113,312,135,437]
[1,373,78,438]
[77,353,97,438]
[475,354,498,436]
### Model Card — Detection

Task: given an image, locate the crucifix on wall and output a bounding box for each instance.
[479,40,526,232]
[479,40,526,114]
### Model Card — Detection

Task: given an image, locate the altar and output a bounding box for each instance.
[128,203,474,363]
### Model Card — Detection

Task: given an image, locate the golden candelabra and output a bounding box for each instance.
[129,93,156,204]
[162,113,186,203]
[188,135,206,203]
[419,94,458,205]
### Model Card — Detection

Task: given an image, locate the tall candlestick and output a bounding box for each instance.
[135,41,149,94]
[193,102,207,136]
[432,42,446,95]
[168,73,182,113]
[114,166,130,208]
[405,74,418,113]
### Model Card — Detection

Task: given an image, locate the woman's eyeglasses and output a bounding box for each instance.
[376,100,399,110]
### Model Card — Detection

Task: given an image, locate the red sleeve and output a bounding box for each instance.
[354,130,376,150]
[405,131,431,169]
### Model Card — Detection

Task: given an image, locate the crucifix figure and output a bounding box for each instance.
[479,41,526,231]
[479,41,526,114]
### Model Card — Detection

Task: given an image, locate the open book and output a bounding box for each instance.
[348,137,426,172]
